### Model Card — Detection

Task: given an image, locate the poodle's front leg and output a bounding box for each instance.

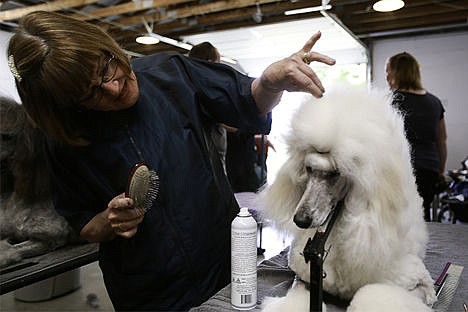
[0,239,52,267]
[0,239,22,267]
[261,279,327,312]
[347,283,433,312]
[388,255,436,306]
[10,239,51,260]
[409,273,437,307]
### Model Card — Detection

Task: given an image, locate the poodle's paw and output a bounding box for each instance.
[0,239,12,250]
[347,283,432,312]
[390,255,437,306]
[260,281,326,312]
[0,244,22,268]
[261,296,326,312]
[397,256,437,306]
[410,280,437,306]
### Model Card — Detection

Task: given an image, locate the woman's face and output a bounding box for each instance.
[94,68,139,111]
[80,56,139,111]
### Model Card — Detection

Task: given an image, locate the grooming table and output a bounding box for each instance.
[0,193,256,295]
[192,222,468,312]
[0,242,98,295]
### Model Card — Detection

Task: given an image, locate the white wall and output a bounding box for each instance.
[0,30,19,101]
[371,31,468,170]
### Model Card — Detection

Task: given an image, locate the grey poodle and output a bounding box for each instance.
[0,97,78,268]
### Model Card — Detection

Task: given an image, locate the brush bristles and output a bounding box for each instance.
[127,164,160,212]
[141,171,159,212]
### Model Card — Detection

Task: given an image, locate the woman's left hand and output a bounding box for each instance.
[107,193,145,239]
[252,31,336,114]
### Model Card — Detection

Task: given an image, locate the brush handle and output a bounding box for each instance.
[125,163,146,197]
[435,262,451,286]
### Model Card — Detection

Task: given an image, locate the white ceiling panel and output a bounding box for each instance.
[182,17,368,76]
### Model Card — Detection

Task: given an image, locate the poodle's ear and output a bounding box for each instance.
[257,157,304,230]
[13,123,51,202]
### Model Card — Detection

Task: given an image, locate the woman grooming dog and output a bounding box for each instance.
[8,10,335,311]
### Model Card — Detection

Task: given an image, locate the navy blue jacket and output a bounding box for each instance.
[48,52,271,311]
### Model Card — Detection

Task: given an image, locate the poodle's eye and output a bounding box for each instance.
[316,170,339,178]
[305,166,313,173]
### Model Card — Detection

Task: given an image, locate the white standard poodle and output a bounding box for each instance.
[258,85,436,311]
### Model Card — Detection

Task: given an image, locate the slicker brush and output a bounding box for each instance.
[125,163,160,212]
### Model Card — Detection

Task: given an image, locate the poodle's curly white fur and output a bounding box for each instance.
[257,85,436,311]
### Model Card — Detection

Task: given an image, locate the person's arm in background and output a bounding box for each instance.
[251,31,336,115]
[437,118,448,175]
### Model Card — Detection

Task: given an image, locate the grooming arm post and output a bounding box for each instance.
[303,233,326,312]
[302,200,344,312]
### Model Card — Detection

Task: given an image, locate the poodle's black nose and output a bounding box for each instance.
[293,214,312,229]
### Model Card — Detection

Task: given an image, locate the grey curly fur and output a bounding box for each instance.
[0,97,79,268]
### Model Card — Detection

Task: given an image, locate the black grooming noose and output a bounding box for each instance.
[302,200,345,312]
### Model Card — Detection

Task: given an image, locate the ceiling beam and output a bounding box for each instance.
[344,0,468,25]
[351,10,468,34]
[0,0,101,21]
[70,0,192,20]
[115,0,319,27]
[110,0,320,35]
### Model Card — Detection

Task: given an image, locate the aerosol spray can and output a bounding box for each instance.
[231,207,257,310]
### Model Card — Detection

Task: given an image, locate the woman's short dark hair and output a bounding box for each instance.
[8,11,132,146]
[388,52,423,91]
[188,42,219,62]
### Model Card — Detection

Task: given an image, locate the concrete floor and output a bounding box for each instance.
[0,262,113,312]
[0,225,290,312]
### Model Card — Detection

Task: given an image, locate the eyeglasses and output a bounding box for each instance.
[98,53,118,88]
[79,53,119,107]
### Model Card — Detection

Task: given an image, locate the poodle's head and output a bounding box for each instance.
[0,97,25,196]
[0,97,51,201]
[289,151,350,229]
[0,98,25,160]
[259,85,417,231]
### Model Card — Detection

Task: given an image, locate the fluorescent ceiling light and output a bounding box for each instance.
[136,35,160,45]
[136,33,193,50]
[284,5,331,16]
[373,0,405,12]
[220,56,237,64]
[149,33,193,50]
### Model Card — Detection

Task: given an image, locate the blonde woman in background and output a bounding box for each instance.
[386,52,447,222]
